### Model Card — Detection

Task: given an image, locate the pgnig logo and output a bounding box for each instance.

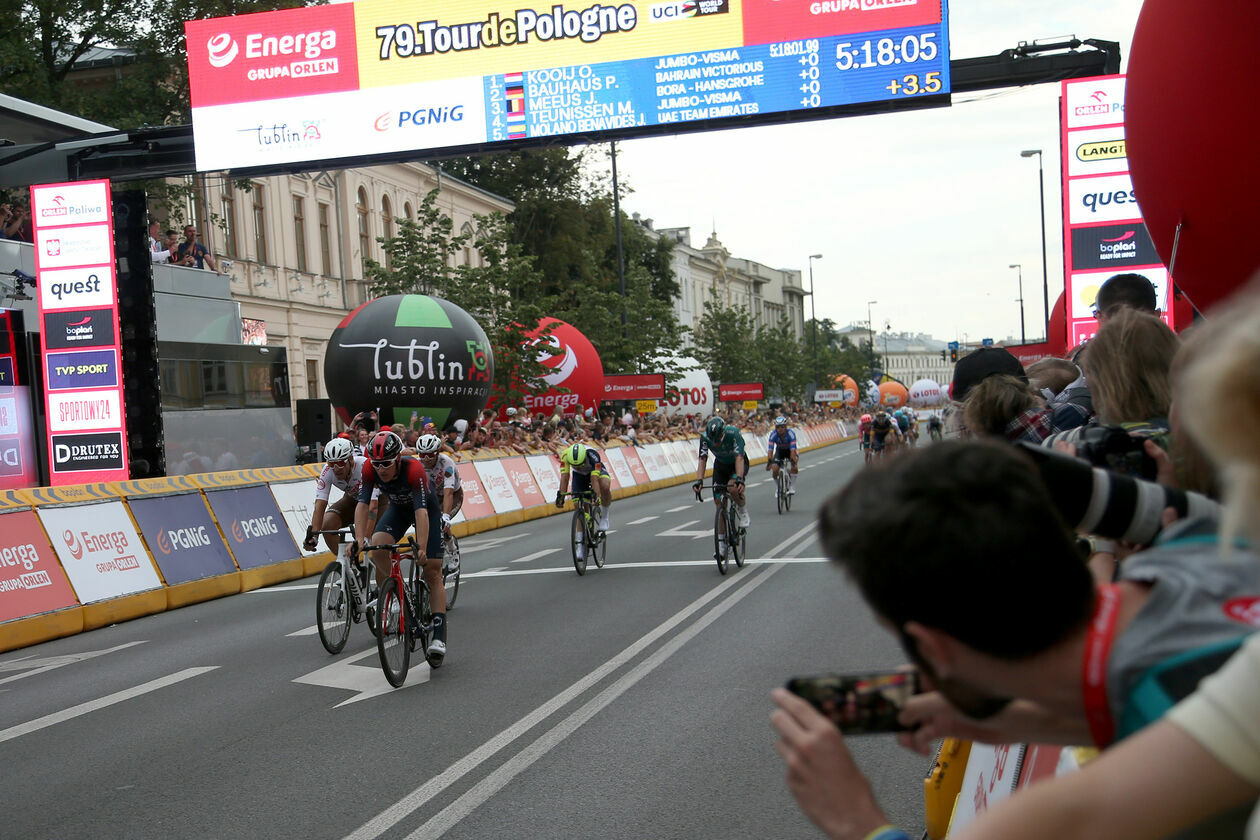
[374,106,465,132]
[207,33,239,67]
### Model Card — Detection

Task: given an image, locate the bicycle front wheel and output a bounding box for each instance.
[713,503,729,575]
[376,577,412,687]
[443,536,460,610]
[784,473,793,512]
[732,507,746,568]
[590,514,606,569]
[775,470,785,515]
[571,508,588,576]
[316,560,351,654]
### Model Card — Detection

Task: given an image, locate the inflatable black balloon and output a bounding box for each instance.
[324,295,494,430]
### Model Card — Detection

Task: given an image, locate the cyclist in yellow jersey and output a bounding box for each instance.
[555,444,613,550]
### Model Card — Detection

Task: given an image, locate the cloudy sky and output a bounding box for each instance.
[612,0,1146,345]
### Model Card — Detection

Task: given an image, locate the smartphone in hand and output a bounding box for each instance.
[786,670,921,735]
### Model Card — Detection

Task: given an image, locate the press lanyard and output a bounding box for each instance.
[1082,584,1122,747]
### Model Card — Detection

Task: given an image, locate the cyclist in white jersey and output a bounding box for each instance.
[415,434,464,573]
[303,438,377,554]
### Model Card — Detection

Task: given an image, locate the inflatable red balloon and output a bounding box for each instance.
[1127,0,1260,312]
[833,374,859,406]
[517,318,604,418]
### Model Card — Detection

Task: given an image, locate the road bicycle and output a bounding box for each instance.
[311,525,377,654]
[694,482,746,575]
[770,457,793,514]
[370,537,443,687]
[560,491,606,575]
[441,528,461,609]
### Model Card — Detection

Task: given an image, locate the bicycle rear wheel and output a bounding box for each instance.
[713,502,729,575]
[443,535,460,609]
[376,576,412,687]
[316,561,351,654]
[571,508,588,575]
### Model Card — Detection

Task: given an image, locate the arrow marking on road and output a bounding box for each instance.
[459,534,530,555]
[655,520,711,540]
[293,645,427,707]
[0,666,218,744]
[0,641,148,686]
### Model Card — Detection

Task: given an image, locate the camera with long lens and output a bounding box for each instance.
[1017,442,1220,544]
[1073,424,1165,481]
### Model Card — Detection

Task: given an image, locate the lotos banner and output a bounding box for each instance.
[204,485,300,569]
[37,502,161,603]
[128,493,238,585]
[0,510,79,622]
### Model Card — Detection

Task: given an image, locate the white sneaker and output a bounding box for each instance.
[598,512,610,531]
[786,487,796,496]
[427,638,447,658]
[738,508,751,528]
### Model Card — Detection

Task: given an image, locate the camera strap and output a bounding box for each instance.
[1082,584,1122,747]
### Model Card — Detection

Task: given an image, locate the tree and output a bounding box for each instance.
[754,320,809,402]
[692,292,759,386]
[364,190,555,407]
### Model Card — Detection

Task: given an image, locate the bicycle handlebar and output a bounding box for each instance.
[308,525,355,538]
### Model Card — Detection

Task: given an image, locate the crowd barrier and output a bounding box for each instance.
[0,421,852,652]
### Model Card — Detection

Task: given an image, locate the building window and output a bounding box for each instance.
[220,191,238,257]
[252,184,267,264]
[306,359,319,398]
[403,201,413,220]
[357,187,370,276]
[293,196,308,274]
[318,202,332,276]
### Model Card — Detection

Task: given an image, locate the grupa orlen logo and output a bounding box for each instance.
[207,33,240,68]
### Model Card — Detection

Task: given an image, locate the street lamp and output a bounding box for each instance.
[1009,263,1026,345]
[807,253,823,389]
[865,300,878,379]
[1021,149,1049,342]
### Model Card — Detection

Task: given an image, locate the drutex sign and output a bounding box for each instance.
[30,179,129,485]
[185,0,949,170]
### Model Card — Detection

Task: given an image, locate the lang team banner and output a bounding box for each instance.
[186,0,949,170]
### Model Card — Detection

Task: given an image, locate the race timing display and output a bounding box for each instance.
[185,0,950,170]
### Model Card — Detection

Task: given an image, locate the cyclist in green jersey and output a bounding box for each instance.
[692,415,751,528]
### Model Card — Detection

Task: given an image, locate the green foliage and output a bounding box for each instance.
[363,190,555,407]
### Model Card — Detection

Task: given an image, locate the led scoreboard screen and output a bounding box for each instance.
[186,0,949,171]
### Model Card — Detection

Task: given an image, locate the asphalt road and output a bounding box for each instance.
[1,439,931,840]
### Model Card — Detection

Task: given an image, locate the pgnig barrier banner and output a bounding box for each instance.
[204,485,300,569]
[128,493,238,585]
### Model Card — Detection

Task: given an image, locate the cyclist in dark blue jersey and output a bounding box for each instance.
[352,430,448,660]
[765,415,799,497]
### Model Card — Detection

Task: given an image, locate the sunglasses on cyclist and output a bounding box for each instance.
[371,458,398,469]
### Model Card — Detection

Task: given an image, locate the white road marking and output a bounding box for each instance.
[665,505,691,513]
[342,563,782,840]
[0,641,147,686]
[655,520,710,540]
[510,549,560,564]
[625,516,658,525]
[459,534,531,555]
[287,625,321,637]
[402,563,787,840]
[481,567,507,574]
[293,645,426,707]
[0,667,219,744]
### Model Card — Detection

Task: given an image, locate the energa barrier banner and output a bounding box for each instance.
[38,501,162,603]
[0,510,78,622]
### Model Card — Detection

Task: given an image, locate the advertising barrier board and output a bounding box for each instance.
[0,510,79,622]
[601,447,636,488]
[473,458,523,513]
[499,457,546,508]
[128,493,238,585]
[456,462,497,520]
[204,485,299,569]
[526,454,562,502]
[267,479,328,557]
[621,447,650,484]
[38,501,161,603]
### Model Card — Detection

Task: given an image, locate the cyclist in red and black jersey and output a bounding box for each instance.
[352,430,448,659]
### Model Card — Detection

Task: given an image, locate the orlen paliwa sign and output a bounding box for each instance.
[30,179,129,485]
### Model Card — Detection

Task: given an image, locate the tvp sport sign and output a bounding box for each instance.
[324,294,493,429]
[185,0,949,171]
[30,179,129,485]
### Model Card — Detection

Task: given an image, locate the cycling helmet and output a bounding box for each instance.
[368,430,403,463]
[561,443,588,466]
[323,437,353,463]
[705,416,726,438]
[774,416,787,426]
[416,433,442,455]
[860,414,872,423]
